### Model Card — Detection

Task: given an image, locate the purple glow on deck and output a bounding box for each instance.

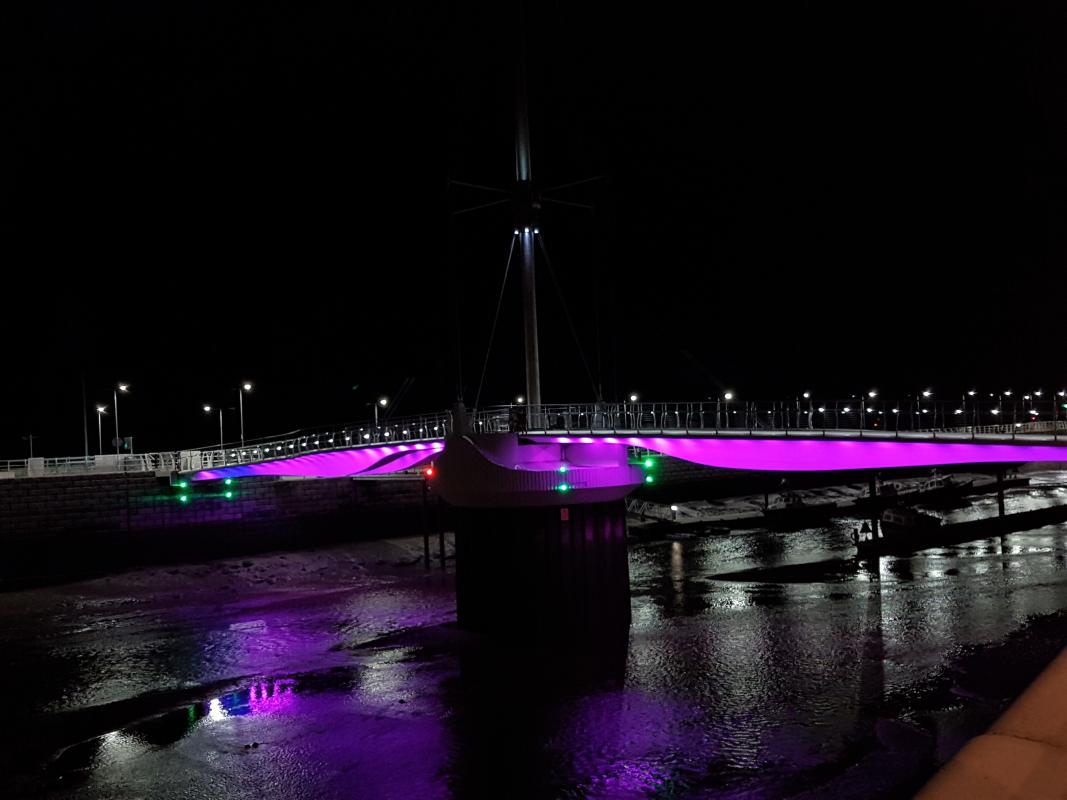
[532,435,1067,472]
[190,433,1067,483]
[358,450,437,475]
[191,440,445,481]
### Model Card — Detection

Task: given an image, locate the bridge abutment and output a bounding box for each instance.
[454,499,631,643]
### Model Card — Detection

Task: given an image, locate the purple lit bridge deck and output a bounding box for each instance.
[186,427,1067,483]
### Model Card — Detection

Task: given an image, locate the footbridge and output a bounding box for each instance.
[5,402,1064,484]
[178,401,1067,488]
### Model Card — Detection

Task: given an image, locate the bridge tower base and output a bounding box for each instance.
[454,499,631,642]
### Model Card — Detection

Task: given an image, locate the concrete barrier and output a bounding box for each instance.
[919,646,1067,799]
[0,472,438,587]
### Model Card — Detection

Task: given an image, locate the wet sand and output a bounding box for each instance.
[2,474,1067,798]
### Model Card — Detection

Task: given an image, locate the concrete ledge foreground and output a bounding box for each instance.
[920,646,1067,799]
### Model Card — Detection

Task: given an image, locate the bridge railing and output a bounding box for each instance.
[472,401,1067,440]
[178,410,454,472]
[0,411,453,479]
[6,399,1066,480]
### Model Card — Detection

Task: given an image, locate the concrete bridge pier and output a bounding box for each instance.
[454,499,631,643]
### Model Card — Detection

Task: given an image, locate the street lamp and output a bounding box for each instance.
[629,393,639,403]
[920,389,933,428]
[239,382,253,447]
[204,404,224,454]
[515,395,525,404]
[374,396,389,427]
[723,391,734,428]
[862,390,877,429]
[113,383,129,454]
[95,405,107,455]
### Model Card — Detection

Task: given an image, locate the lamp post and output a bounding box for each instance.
[95,405,107,455]
[113,383,129,454]
[374,396,389,427]
[239,382,252,447]
[723,391,734,429]
[864,390,877,430]
[920,389,933,429]
[1057,390,1066,439]
[204,405,224,455]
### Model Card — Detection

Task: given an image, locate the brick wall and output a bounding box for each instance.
[0,473,441,586]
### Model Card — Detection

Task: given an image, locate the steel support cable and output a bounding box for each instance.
[473,235,518,410]
[449,179,510,195]
[451,198,511,216]
[536,234,601,400]
[542,175,605,193]
[541,196,594,211]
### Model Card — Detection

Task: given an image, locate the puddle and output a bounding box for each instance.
[51,666,362,781]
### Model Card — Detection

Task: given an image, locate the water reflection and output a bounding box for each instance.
[22,474,1067,798]
[52,675,308,780]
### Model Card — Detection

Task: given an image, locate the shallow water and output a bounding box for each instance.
[4,474,1067,799]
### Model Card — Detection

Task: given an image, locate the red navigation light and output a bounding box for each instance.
[425,466,435,478]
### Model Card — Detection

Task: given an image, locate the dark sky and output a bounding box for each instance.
[3,1,1065,455]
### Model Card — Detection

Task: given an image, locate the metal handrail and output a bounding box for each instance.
[471,402,1067,442]
[0,411,453,479]
[4,399,1065,479]
[179,410,453,472]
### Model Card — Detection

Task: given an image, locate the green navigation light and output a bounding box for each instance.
[179,494,189,503]
[557,483,570,493]
[644,475,654,484]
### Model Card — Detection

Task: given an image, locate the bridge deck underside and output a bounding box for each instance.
[187,432,1067,481]
[191,441,444,481]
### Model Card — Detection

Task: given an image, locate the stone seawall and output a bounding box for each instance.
[0,473,440,587]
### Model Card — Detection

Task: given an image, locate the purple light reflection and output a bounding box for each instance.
[206,678,300,720]
[192,440,444,481]
[193,433,1067,483]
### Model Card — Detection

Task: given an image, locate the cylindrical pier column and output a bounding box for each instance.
[454,499,631,642]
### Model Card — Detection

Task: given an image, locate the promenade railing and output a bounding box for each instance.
[4,398,1066,479]
[0,411,453,479]
[471,401,1067,441]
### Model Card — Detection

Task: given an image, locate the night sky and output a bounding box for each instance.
[4,1,1065,456]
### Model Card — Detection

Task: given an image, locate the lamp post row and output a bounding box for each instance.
[88,383,401,456]
[89,381,255,457]
[82,384,1066,456]
[617,388,1066,431]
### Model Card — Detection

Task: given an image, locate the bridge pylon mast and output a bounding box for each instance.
[515,15,541,409]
